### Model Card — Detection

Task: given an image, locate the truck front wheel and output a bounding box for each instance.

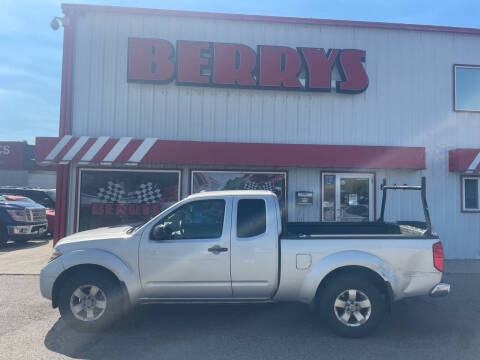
[317,274,386,338]
[58,271,123,332]
[0,226,7,247]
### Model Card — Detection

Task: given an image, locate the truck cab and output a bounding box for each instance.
[140,191,280,300]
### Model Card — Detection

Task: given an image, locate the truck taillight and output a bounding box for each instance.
[433,241,444,272]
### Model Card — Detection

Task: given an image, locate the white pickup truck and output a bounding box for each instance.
[40,178,449,337]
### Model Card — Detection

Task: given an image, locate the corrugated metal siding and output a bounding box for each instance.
[67,11,480,259]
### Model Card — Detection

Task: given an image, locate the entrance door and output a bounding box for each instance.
[322,173,374,222]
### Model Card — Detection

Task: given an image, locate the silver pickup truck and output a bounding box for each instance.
[40,178,449,337]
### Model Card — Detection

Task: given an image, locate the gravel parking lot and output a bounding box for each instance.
[1,240,479,360]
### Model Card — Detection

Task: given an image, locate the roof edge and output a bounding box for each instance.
[61,3,480,35]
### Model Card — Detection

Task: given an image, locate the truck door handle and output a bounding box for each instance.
[208,245,228,254]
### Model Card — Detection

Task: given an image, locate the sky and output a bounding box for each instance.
[1,0,479,144]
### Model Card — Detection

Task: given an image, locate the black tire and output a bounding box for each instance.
[58,270,123,332]
[317,274,387,338]
[0,225,8,247]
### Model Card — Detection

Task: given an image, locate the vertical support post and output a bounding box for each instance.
[421,176,432,236]
[378,178,387,222]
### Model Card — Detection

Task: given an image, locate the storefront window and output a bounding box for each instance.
[77,169,180,231]
[191,170,287,214]
[455,65,480,111]
[463,177,480,211]
[322,173,374,222]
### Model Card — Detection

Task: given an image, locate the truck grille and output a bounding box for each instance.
[27,208,47,222]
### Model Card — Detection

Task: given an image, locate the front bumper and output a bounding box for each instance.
[7,223,48,237]
[40,257,64,301]
[429,282,451,297]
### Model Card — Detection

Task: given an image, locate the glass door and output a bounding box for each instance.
[322,173,374,222]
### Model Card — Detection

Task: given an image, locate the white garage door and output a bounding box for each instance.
[27,171,56,188]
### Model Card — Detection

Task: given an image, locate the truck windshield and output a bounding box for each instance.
[46,190,56,203]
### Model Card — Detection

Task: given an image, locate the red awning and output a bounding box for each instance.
[449,148,480,172]
[35,136,425,169]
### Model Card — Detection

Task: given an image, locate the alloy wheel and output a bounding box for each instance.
[333,289,372,327]
[69,285,107,322]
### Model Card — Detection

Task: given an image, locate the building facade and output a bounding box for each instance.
[37,4,480,258]
[0,141,56,188]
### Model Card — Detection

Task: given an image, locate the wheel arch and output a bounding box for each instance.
[298,250,396,306]
[51,248,138,308]
[52,264,122,308]
[314,265,394,309]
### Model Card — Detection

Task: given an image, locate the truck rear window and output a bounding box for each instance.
[237,199,266,238]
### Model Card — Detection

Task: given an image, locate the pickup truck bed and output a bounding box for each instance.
[283,221,436,238]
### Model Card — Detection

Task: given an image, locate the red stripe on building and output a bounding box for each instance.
[53,137,78,162]
[62,4,480,36]
[142,141,425,169]
[449,148,480,171]
[71,137,97,162]
[91,138,119,162]
[36,136,425,169]
[115,139,143,162]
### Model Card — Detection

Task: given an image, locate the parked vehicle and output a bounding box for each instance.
[0,187,55,234]
[0,194,48,246]
[40,177,449,337]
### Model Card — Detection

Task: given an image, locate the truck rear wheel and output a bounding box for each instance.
[58,271,123,332]
[317,274,386,338]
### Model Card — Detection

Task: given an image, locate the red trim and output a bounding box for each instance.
[53,9,76,243]
[460,175,480,213]
[37,137,425,170]
[62,3,480,35]
[115,139,143,163]
[71,137,97,162]
[453,64,480,113]
[73,166,79,233]
[320,170,376,222]
[91,138,119,162]
[53,137,77,162]
[448,148,480,172]
[53,165,69,245]
[59,8,75,136]
[134,140,426,169]
[73,166,183,233]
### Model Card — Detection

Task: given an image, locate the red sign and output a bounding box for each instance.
[128,38,368,94]
[0,142,25,170]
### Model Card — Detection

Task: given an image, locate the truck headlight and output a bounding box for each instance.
[7,209,28,221]
[48,248,63,263]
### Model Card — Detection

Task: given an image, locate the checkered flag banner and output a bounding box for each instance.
[97,181,126,203]
[243,181,275,191]
[135,182,162,204]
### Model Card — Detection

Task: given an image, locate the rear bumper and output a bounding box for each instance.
[429,282,450,297]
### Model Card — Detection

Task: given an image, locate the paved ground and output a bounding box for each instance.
[1,240,479,360]
[0,238,52,274]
